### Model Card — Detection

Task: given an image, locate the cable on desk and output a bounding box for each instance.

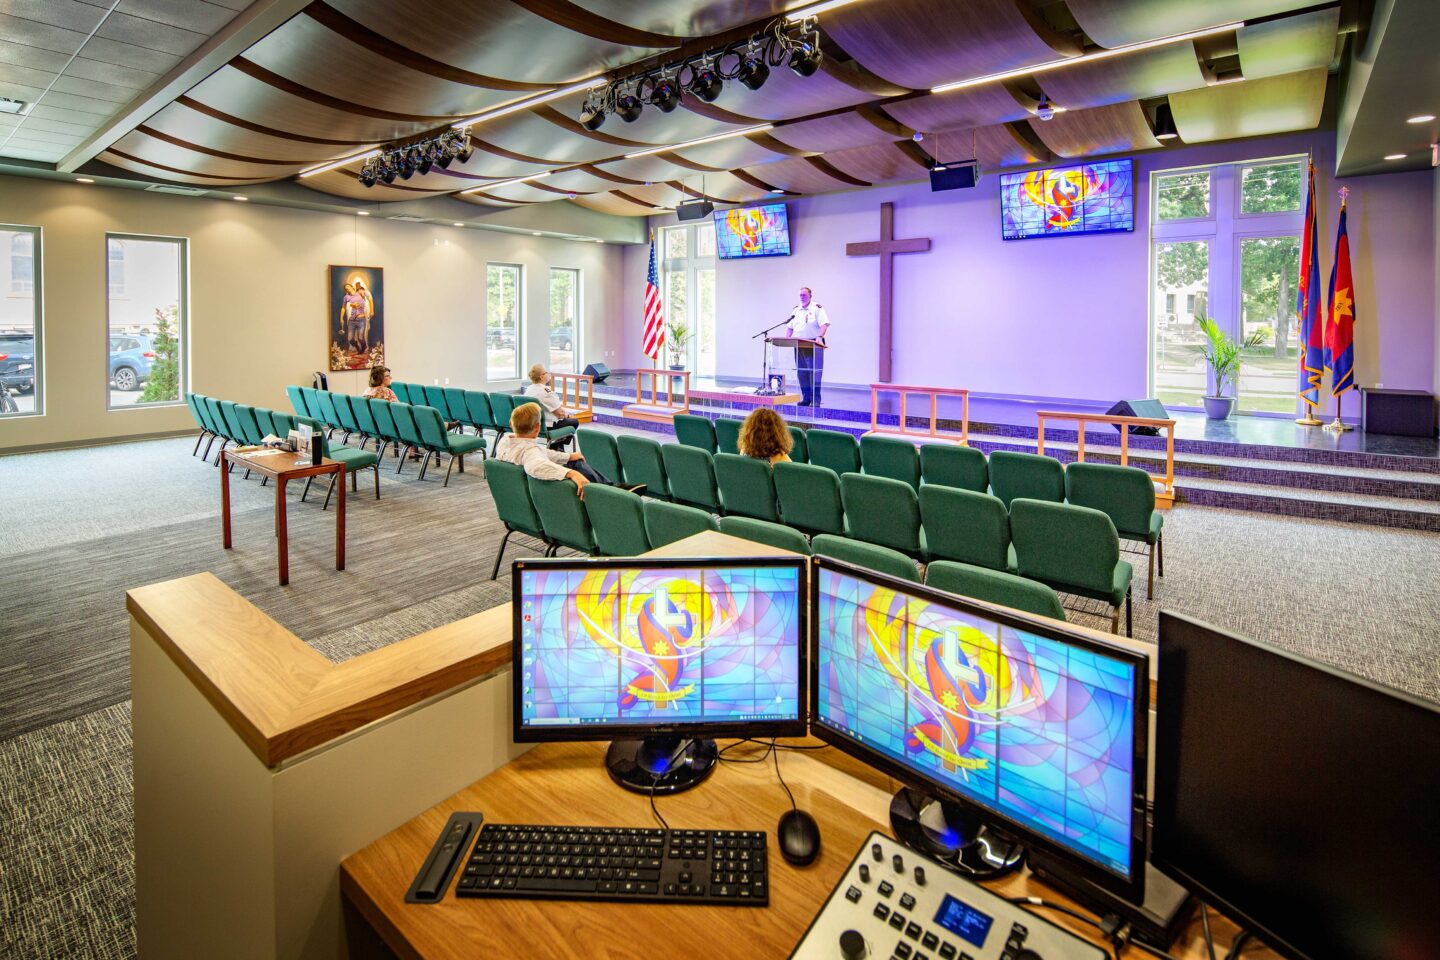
[1123,938,1183,960]
[771,738,797,814]
[1200,902,1218,960]
[1006,897,1116,960]
[648,776,669,832]
[1224,931,1252,960]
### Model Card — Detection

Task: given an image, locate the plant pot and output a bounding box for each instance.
[668,364,686,372]
[1202,395,1235,420]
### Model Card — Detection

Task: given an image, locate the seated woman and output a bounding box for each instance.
[738,407,792,464]
[362,366,397,401]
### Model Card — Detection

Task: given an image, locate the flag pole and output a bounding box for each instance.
[1296,156,1322,425]
[1324,187,1354,433]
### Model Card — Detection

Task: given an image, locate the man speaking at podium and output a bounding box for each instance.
[785,286,829,407]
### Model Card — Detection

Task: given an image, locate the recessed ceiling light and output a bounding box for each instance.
[1407,114,1435,124]
[232,195,248,201]
[75,177,94,183]
[595,239,604,243]
[1384,153,1406,160]
[453,221,464,227]
[532,231,543,236]
[357,210,370,216]
[769,188,786,195]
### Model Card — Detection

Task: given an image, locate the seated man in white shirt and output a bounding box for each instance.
[523,363,580,450]
[493,402,642,498]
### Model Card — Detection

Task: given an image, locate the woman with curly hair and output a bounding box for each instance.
[737,407,793,464]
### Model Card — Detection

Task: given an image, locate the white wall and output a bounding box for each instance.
[0,176,626,451]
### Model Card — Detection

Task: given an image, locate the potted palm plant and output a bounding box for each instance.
[666,320,690,372]
[1192,313,1263,419]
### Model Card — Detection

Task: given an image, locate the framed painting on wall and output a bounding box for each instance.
[328,265,384,371]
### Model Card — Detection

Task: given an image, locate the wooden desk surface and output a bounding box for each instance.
[225,447,340,480]
[341,740,1276,960]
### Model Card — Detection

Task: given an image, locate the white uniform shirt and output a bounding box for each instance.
[523,382,562,425]
[787,303,829,341]
[494,433,570,481]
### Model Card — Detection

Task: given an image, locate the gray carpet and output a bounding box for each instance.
[2,434,1439,960]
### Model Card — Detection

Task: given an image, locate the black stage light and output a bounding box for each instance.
[359,168,376,188]
[418,150,434,176]
[455,139,474,163]
[788,39,822,77]
[436,151,453,169]
[1153,102,1179,141]
[615,91,643,123]
[380,164,396,184]
[737,54,769,91]
[579,96,606,131]
[689,64,723,102]
[650,76,681,113]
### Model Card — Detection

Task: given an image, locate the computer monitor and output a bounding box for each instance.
[811,557,1150,902]
[513,556,808,794]
[1152,612,1440,959]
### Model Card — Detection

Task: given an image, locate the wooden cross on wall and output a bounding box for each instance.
[845,202,931,383]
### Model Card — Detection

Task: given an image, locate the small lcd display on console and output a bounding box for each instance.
[934,894,994,947]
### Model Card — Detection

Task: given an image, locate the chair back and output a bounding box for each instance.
[251,407,277,438]
[861,434,921,490]
[485,460,546,538]
[465,390,497,433]
[925,561,1066,621]
[368,398,399,442]
[330,392,360,433]
[787,426,809,464]
[811,535,919,583]
[190,394,216,434]
[297,387,322,421]
[773,462,845,536]
[919,486,1010,572]
[807,428,862,475]
[920,444,988,492]
[238,405,268,445]
[1009,499,1119,596]
[444,387,469,426]
[714,453,779,521]
[390,402,423,446]
[412,405,450,450]
[583,485,652,556]
[615,435,669,497]
[527,475,595,553]
[576,428,623,482]
[1065,462,1156,541]
[313,390,340,430]
[218,400,245,442]
[988,450,1065,508]
[717,517,812,555]
[672,413,717,453]
[714,418,742,455]
[269,411,295,437]
[643,500,719,547]
[285,385,307,417]
[840,473,922,556]
[350,394,379,436]
[488,392,515,432]
[207,397,233,440]
[390,381,413,404]
[661,444,721,512]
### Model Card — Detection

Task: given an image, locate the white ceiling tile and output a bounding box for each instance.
[95,11,209,57]
[115,0,241,36]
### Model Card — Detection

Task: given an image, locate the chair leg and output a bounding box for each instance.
[1147,545,1155,600]
[458,454,465,474]
[1125,589,1133,638]
[1110,606,1121,634]
[490,529,512,580]
[418,451,432,481]
[1158,533,1164,577]
[395,446,408,475]
[444,454,457,487]
[350,469,358,492]
[193,432,205,456]
[203,435,217,459]
[261,476,268,487]
[373,464,380,500]
[301,476,314,502]
[323,473,338,510]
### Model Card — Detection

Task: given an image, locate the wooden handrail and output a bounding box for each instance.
[1034,410,1176,506]
[635,368,691,413]
[866,383,969,445]
[551,372,594,422]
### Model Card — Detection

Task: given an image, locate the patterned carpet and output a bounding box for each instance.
[1,434,1438,959]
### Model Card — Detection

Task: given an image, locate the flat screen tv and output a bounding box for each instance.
[1000,158,1134,240]
[714,202,791,259]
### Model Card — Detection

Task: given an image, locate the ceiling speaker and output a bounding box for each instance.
[930,161,981,192]
[676,199,715,221]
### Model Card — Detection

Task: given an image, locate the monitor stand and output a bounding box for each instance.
[889,787,1023,880]
[605,737,718,795]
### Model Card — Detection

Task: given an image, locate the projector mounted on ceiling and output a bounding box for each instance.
[0,97,25,115]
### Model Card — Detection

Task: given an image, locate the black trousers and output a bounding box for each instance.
[570,458,611,484]
[795,346,824,406]
[548,417,580,449]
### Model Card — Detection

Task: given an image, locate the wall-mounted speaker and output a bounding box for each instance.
[1105,398,1169,435]
[582,362,611,382]
[930,161,981,192]
[676,199,715,221]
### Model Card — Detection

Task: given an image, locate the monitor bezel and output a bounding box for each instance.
[808,555,1151,903]
[999,157,1136,241]
[712,201,792,259]
[512,554,810,744]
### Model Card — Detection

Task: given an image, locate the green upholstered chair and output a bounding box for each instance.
[389,403,424,473]
[527,475,596,555]
[672,413,717,453]
[484,459,550,579]
[445,387,470,430]
[787,426,809,464]
[464,390,500,442]
[250,407,277,439]
[350,393,379,447]
[714,453,779,521]
[661,443,721,512]
[807,428,862,476]
[773,461,845,537]
[268,411,295,438]
[285,385,307,418]
[194,395,225,458]
[297,415,380,509]
[583,485,652,556]
[186,394,213,456]
[988,450,1065,509]
[925,561,1066,621]
[414,404,487,485]
[714,418,742,455]
[488,392,515,434]
[1065,462,1164,598]
[921,444,988,492]
[840,473,925,559]
[1009,498,1133,636]
[387,382,407,403]
[205,397,232,462]
[919,486,1011,572]
[718,516,812,555]
[811,535,920,583]
[423,384,450,419]
[616,434,669,498]
[577,428,623,484]
[861,434,921,490]
[515,398,576,448]
[297,387,321,421]
[643,500,719,547]
[330,392,362,442]
[218,400,246,448]
[367,398,401,462]
[313,390,341,434]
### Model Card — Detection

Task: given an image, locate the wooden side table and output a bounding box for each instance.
[221,448,345,586]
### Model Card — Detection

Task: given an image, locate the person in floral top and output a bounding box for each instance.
[363,366,397,401]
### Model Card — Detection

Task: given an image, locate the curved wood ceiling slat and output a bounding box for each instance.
[741,156,863,194]
[883,84,1032,136]
[133,124,314,165]
[820,140,929,184]
[187,67,430,143]
[457,192,531,208]
[112,130,308,178]
[569,192,660,216]
[565,0,791,39]
[1168,67,1326,143]
[546,168,639,192]
[230,57,467,123]
[100,149,273,184]
[1035,44,1205,112]
[1026,101,1161,157]
[481,110,638,164]
[824,0,1071,92]
[510,0,689,46]
[1235,8,1340,81]
[1066,0,1316,49]
[702,61,878,121]
[770,110,903,153]
[665,135,793,168]
[591,154,698,182]
[172,96,378,147]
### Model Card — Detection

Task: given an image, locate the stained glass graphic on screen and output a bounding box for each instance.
[814,567,1137,876]
[1001,159,1135,240]
[714,203,791,259]
[519,565,801,728]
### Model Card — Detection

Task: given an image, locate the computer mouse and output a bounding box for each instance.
[777,808,821,866]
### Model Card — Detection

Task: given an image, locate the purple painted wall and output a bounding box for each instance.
[622,130,1435,408]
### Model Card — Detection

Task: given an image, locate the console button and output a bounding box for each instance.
[889,912,906,930]
[938,945,956,960]
[892,853,905,873]
[878,881,894,898]
[872,843,883,862]
[922,932,939,950]
[905,922,922,940]
[874,904,891,921]
[860,865,871,883]
[899,893,916,910]
[894,944,913,959]
[845,885,862,903]
[839,929,868,960]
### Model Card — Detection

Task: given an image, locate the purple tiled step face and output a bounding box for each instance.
[1176,483,1440,532]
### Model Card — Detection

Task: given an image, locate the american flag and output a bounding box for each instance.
[642,230,665,360]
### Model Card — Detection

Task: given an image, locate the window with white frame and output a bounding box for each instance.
[1,224,41,417]
[487,262,523,381]
[660,221,717,376]
[106,234,187,408]
[548,267,580,374]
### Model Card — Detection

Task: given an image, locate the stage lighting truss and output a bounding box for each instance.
[575,17,822,130]
[358,131,473,188]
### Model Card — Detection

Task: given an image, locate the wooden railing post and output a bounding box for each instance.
[1034,410,1177,507]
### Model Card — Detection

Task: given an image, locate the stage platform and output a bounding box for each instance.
[586,372,1440,531]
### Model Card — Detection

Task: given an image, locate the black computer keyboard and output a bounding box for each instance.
[455,823,769,906]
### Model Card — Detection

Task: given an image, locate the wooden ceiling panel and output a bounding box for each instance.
[739,156,865,194]
[565,0,792,38]
[109,129,308,179]
[479,181,596,204]
[299,170,457,201]
[701,61,878,121]
[544,88,743,145]
[666,134,793,168]
[544,167,642,194]
[1168,68,1327,143]
[770,110,902,153]
[1036,44,1206,111]
[98,149,272,185]
[1236,8,1340,81]
[479,111,635,165]
[1066,0,1315,49]
[590,154,700,182]
[822,140,929,183]
[141,102,345,164]
[569,192,661,217]
[824,0,1072,92]
[1027,101,1161,157]
[884,84,1032,136]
